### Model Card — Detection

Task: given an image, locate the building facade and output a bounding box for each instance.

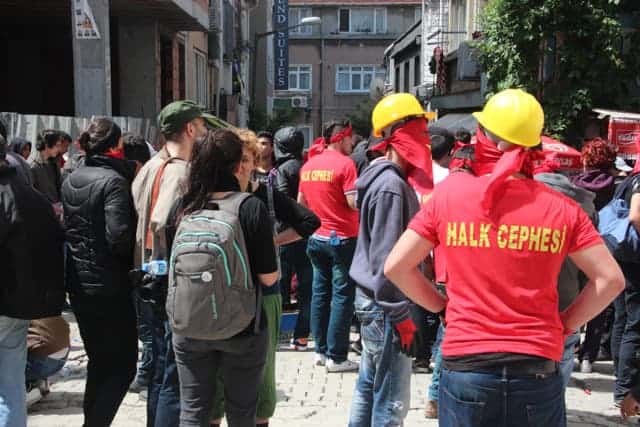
[252,0,422,143]
[0,0,213,123]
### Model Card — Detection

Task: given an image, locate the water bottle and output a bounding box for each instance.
[142,260,168,276]
[330,230,340,247]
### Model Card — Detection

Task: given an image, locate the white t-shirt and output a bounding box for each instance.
[433,161,449,185]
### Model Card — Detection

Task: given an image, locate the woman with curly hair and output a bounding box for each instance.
[571,138,618,210]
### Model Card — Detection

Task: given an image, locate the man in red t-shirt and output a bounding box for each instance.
[298,119,359,372]
[384,89,625,426]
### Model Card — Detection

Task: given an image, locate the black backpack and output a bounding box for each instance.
[0,173,65,319]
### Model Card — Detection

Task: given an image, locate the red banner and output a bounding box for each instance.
[609,118,640,159]
[540,136,582,170]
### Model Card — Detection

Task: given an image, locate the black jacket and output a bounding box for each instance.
[274,135,304,200]
[0,159,65,319]
[62,155,136,297]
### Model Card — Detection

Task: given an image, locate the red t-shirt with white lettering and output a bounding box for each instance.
[409,172,602,361]
[299,150,359,238]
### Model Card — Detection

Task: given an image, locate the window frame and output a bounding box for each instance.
[194,49,208,107]
[335,65,385,94]
[289,7,313,34]
[337,7,387,34]
[288,64,312,92]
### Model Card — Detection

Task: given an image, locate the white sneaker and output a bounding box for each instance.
[26,388,43,407]
[326,359,359,373]
[580,360,593,373]
[314,353,327,366]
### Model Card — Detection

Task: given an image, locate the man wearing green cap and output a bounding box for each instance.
[132,100,209,427]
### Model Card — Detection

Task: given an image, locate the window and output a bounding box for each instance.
[414,55,421,87]
[289,8,313,34]
[288,65,312,91]
[296,126,313,148]
[195,50,208,107]
[336,65,385,93]
[415,6,422,23]
[403,62,410,91]
[338,8,386,34]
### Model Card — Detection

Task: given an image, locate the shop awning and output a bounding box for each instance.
[540,136,582,170]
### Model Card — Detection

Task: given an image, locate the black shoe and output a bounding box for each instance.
[129,380,147,393]
[413,359,433,373]
[351,341,363,355]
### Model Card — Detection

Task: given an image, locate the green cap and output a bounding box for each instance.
[157,100,217,135]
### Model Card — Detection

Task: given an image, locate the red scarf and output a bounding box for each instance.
[307,126,353,159]
[476,128,547,214]
[105,147,125,160]
[471,128,502,176]
[370,119,433,200]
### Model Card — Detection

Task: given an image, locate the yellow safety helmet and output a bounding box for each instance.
[371,93,436,137]
[472,88,544,148]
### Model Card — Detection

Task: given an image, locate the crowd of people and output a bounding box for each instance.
[0,87,639,427]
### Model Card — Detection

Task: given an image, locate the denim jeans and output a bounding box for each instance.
[307,237,356,363]
[348,291,411,427]
[427,324,445,402]
[279,240,313,340]
[148,316,180,427]
[439,367,565,427]
[560,332,580,390]
[26,354,67,383]
[614,261,640,401]
[578,310,607,364]
[0,316,29,427]
[134,296,154,386]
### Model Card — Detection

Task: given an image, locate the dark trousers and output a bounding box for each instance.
[439,368,565,427]
[307,237,357,363]
[134,296,154,386]
[578,309,608,363]
[173,326,268,427]
[411,305,440,361]
[614,261,640,401]
[71,294,138,427]
[147,314,181,427]
[279,240,313,339]
[599,303,615,357]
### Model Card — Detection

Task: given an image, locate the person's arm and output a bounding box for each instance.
[346,193,357,210]
[563,244,624,332]
[342,160,359,210]
[629,193,640,232]
[241,197,279,286]
[621,390,640,420]
[104,178,136,258]
[297,191,307,207]
[270,185,320,239]
[384,229,448,313]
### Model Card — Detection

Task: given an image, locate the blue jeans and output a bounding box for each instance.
[614,261,640,401]
[439,368,565,427]
[26,354,67,383]
[0,317,29,427]
[348,291,411,427]
[279,240,313,340]
[307,237,356,363]
[134,296,154,386]
[427,324,445,402]
[559,332,580,391]
[148,316,180,427]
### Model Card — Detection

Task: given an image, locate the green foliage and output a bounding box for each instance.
[476,0,640,142]
[346,98,377,138]
[248,104,299,133]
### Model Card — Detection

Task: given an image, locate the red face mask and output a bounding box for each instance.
[371,119,433,201]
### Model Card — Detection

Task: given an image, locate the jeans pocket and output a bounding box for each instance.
[441,387,486,427]
[359,314,384,345]
[526,392,564,427]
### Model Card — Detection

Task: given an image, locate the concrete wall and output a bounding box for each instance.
[118,18,160,119]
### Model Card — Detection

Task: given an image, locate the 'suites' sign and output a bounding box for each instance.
[273,0,289,90]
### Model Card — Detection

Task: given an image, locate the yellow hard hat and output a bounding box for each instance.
[472,89,544,148]
[371,93,436,137]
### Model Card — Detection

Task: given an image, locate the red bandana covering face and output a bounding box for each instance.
[371,119,433,201]
[471,128,502,176]
[307,126,353,159]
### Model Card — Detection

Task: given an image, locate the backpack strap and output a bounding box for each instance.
[613,175,639,202]
[141,154,174,262]
[211,191,262,334]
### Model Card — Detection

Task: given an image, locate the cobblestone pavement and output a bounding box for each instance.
[28,316,631,426]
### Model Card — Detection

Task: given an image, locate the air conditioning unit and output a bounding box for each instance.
[291,96,309,109]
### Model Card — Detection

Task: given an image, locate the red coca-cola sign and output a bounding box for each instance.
[609,119,640,159]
